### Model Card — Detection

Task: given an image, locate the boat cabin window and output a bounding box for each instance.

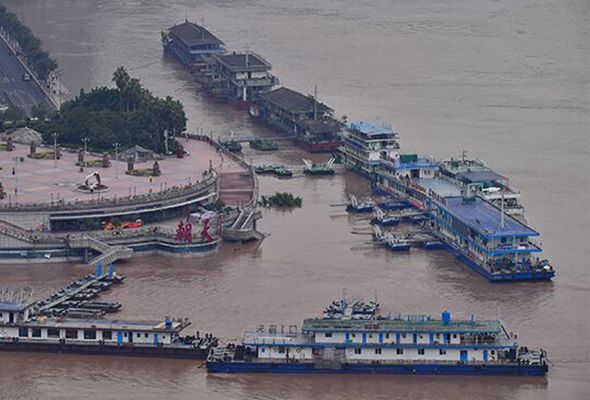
[385,333,390,339]
[439,349,447,355]
[144,333,149,338]
[354,348,362,354]
[123,332,128,338]
[401,333,406,339]
[453,334,457,339]
[375,348,382,355]
[396,348,403,355]
[84,330,97,340]
[47,329,60,338]
[137,333,141,339]
[102,331,112,340]
[18,328,28,337]
[31,328,42,338]
[65,329,77,339]
[325,332,332,338]
[278,347,285,354]
[351,333,356,338]
[418,349,425,355]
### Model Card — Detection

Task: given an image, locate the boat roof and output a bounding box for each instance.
[302,317,503,334]
[456,170,507,183]
[302,119,342,134]
[347,122,396,137]
[214,52,271,71]
[442,196,539,238]
[169,21,224,47]
[259,87,332,114]
[414,178,462,197]
[0,301,29,312]
[19,317,190,332]
[242,332,312,346]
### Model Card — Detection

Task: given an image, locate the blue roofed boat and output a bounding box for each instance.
[375,153,555,282]
[207,297,549,376]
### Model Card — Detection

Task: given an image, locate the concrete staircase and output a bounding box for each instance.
[0,220,35,243]
[69,235,133,267]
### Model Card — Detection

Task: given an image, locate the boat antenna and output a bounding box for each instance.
[499,187,506,229]
[461,150,467,163]
[342,288,347,302]
[245,43,249,67]
[313,85,318,120]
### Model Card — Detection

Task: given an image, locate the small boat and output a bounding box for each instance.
[402,214,428,223]
[254,165,276,174]
[249,139,279,151]
[273,166,293,177]
[303,157,335,175]
[385,233,411,251]
[346,195,374,213]
[221,140,242,153]
[378,201,410,211]
[370,209,400,226]
[423,240,445,250]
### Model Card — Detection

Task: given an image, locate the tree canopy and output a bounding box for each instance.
[37,67,187,154]
[0,5,58,81]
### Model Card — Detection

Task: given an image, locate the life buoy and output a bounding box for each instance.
[296,347,302,353]
[272,347,279,352]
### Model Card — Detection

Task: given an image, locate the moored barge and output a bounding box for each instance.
[207,297,548,376]
[251,87,343,153]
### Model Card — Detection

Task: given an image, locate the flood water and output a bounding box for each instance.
[0,1,588,399]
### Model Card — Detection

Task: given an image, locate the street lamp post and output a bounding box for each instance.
[52,132,58,168]
[82,137,89,171]
[113,142,120,179]
[13,157,18,204]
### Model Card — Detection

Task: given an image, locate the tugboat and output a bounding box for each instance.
[346,195,374,213]
[303,158,335,176]
[249,139,279,151]
[370,208,400,227]
[207,297,549,376]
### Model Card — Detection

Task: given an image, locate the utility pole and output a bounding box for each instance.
[52,132,58,168]
[113,142,120,179]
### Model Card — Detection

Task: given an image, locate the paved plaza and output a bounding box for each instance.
[0,138,245,206]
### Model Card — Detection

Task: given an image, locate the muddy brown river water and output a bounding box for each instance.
[0,1,588,399]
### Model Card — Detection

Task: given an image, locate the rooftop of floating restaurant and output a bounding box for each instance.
[456,170,507,183]
[259,87,332,115]
[442,196,539,238]
[168,21,224,47]
[414,177,463,197]
[302,316,503,333]
[214,52,270,71]
[347,122,397,138]
[20,317,189,332]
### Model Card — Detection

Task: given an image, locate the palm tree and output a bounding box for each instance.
[112,67,130,110]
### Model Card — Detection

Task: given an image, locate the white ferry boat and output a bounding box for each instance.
[439,155,525,221]
[340,121,400,178]
[207,297,548,376]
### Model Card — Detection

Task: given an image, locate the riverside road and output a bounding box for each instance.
[0,36,52,115]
